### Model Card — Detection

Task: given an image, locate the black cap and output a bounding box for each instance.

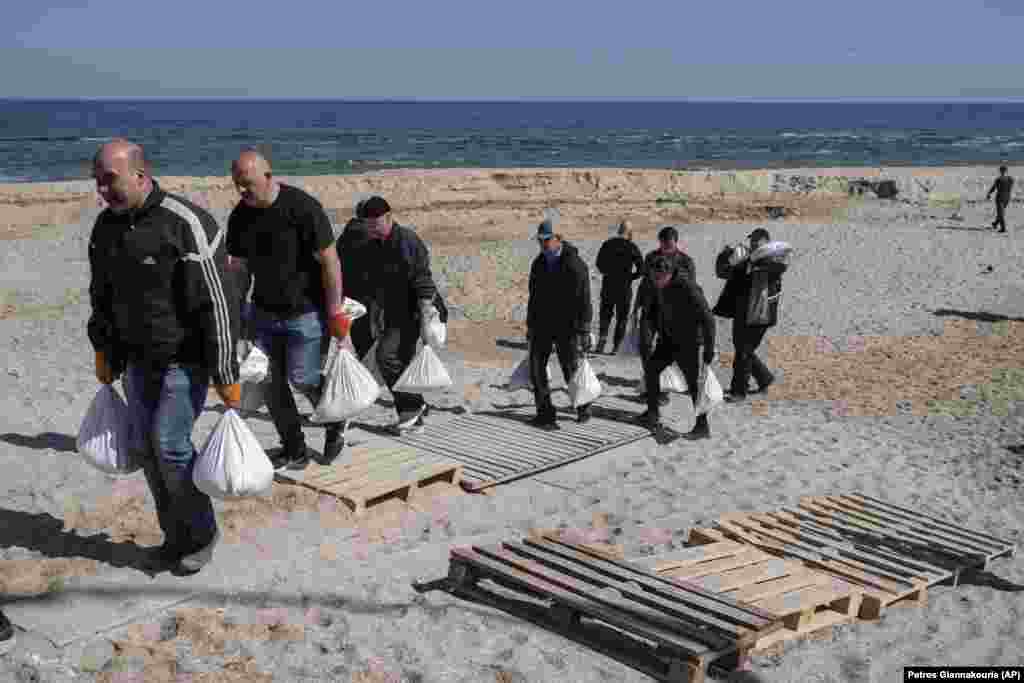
[360,196,391,219]
[536,220,555,240]
[748,227,771,243]
[658,226,679,242]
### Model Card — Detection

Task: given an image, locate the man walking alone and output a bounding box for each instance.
[987,165,1014,233]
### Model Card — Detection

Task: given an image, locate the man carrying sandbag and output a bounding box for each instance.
[713,227,788,402]
[335,196,443,433]
[225,150,350,471]
[634,226,696,406]
[636,255,716,439]
[595,220,644,354]
[526,220,594,429]
[87,140,241,575]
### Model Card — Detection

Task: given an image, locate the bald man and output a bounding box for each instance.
[226,150,349,471]
[88,139,241,576]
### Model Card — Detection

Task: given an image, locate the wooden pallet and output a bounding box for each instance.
[629,527,863,652]
[447,534,784,682]
[711,510,956,620]
[799,493,1017,574]
[276,442,461,516]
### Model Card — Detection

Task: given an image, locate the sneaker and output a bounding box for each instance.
[0,610,15,654]
[140,541,185,572]
[271,445,310,472]
[394,406,426,433]
[724,391,748,404]
[685,421,711,440]
[176,529,220,575]
[314,421,347,466]
[529,413,559,430]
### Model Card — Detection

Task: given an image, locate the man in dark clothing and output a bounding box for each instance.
[226,151,350,471]
[88,140,240,575]
[595,220,644,354]
[526,219,594,429]
[634,226,696,406]
[714,228,785,402]
[986,165,1014,233]
[335,196,441,433]
[636,254,716,439]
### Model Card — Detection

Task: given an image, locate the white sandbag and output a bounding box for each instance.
[239,345,269,384]
[393,345,453,393]
[423,316,447,348]
[660,364,688,393]
[341,297,367,321]
[695,363,725,416]
[507,356,552,391]
[193,409,274,499]
[311,343,381,423]
[568,359,602,407]
[77,385,141,475]
[749,240,793,265]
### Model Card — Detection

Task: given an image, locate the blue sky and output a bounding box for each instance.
[3,0,1024,99]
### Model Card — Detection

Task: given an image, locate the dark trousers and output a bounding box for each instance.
[351,313,424,418]
[599,280,633,350]
[644,340,701,415]
[994,199,1008,231]
[730,320,773,396]
[530,332,583,417]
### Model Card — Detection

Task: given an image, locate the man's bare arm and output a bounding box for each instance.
[318,246,344,316]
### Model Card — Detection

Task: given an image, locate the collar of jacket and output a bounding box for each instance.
[127,179,166,225]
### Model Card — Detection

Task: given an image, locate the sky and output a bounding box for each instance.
[2,0,1024,100]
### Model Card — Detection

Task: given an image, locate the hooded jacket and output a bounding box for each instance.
[527,241,592,336]
[335,219,439,329]
[652,273,716,352]
[87,180,240,385]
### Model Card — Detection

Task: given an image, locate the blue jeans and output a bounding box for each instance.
[253,307,331,452]
[123,362,217,551]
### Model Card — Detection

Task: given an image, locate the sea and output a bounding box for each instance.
[2,99,1024,183]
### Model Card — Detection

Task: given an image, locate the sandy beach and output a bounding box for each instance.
[1,166,1023,682]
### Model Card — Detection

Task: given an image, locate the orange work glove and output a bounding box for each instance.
[95,350,115,385]
[327,312,351,340]
[214,383,241,410]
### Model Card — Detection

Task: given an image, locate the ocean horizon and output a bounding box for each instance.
[2,99,1023,183]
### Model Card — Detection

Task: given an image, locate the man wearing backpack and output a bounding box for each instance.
[335,196,443,434]
[88,140,241,575]
[225,150,350,472]
[713,228,786,402]
[526,220,595,429]
[595,220,644,354]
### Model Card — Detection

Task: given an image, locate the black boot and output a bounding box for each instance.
[577,403,592,424]
[315,420,347,466]
[686,413,710,440]
[530,405,559,430]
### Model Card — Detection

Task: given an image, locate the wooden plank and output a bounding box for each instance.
[499,541,760,644]
[804,497,994,562]
[533,536,778,626]
[450,547,724,657]
[754,584,855,618]
[727,571,826,604]
[751,608,852,651]
[849,493,1014,551]
[661,548,771,580]
[645,541,751,572]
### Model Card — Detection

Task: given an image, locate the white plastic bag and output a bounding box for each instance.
[660,365,688,393]
[695,363,725,415]
[568,359,602,408]
[749,240,792,265]
[393,345,453,393]
[77,385,141,475]
[239,346,269,384]
[341,297,367,321]
[507,356,552,391]
[423,316,447,348]
[311,342,381,423]
[193,409,274,499]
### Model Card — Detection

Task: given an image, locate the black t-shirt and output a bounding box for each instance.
[227,184,335,316]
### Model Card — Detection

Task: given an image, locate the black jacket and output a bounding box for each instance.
[636,248,696,316]
[87,181,240,385]
[988,175,1014,203]
[527,241,592,336]
[596,236,643,286]
[335,219,438,328]
[653,275,716,351]
[713,258,786,327]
